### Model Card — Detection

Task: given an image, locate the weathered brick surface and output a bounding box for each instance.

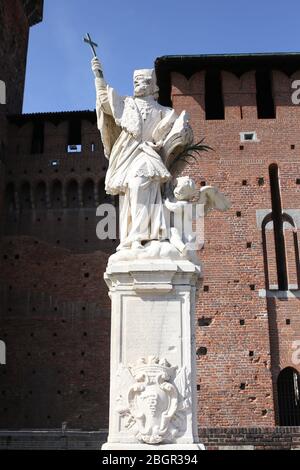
[0,112,113,429]
[170,68,300,428]
[199,427,300,450]
[0,0,30,114]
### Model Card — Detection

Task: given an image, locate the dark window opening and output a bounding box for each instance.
[31,121,44,154]
[256,70,276,119]
[34,182,47,209]
[198,317,212,327]
[67,118,82,151]
[83,179,95,207]
[277,367,300,426]
[51,181,62,209]
[269,164,288,290]
[0,141,6,162]
[196,347,207,357]
[5,183,15,213]
[20,182,31,211]
[243,133,255,141]
[66,180,79,208]
[205,70,224,120]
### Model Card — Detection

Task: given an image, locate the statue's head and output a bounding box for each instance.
[133,69,159,98]
[174,176,197,201]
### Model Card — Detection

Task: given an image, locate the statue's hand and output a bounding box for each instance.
[91,57,103,78]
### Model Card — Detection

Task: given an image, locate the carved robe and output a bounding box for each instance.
[95,78,178,247]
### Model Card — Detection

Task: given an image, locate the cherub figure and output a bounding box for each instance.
[164,176,230,258]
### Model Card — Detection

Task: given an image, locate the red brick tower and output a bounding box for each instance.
[0,1,113,435]
[0,0,43,227]
[156,54,300,448]
[0,0,43,115]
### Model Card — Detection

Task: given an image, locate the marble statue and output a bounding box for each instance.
[92,58,193,253]
[88,43,230,450]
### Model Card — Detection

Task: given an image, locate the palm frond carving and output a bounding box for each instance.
[169,138,213,172]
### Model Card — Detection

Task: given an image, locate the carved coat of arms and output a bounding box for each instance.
[116,356,191,444]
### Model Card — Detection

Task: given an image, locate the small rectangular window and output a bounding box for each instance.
[240,131,258,142]
[67,144,82,153]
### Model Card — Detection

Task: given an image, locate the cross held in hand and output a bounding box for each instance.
[83,33,98,57]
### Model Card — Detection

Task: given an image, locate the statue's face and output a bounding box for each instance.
[133,69,158,98]
[134,74,153,97]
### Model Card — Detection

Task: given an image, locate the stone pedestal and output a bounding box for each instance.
[102,259,204,451]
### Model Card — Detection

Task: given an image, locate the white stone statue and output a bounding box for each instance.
[92,58,193,252]
[89,50,230,450]
[164,176,231,259]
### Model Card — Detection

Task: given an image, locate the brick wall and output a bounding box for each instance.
[1,44,300,445]
[0,0,30,114]
[199,427,300,450]
[170,66,300,428]
[0,112,114,429]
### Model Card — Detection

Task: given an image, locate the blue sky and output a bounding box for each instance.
[24,0,300,113]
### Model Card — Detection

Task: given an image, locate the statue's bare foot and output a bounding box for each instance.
[116,242,130,252]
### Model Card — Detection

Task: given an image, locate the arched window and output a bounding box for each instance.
[0,79,6,105]
[268,164,288,290]
[5,183,15,213]
[82,179,95,207]
[51,180,63,209]
[277,367,300,426]
[66,180,79,208]
[0,340,5,365]
[282,214,300,290]
[20,182,31,211]
[34,181,47,209]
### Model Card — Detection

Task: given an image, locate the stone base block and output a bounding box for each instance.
[102,442,205,450]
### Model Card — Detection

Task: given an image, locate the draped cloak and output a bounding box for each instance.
[95,78,178,245]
